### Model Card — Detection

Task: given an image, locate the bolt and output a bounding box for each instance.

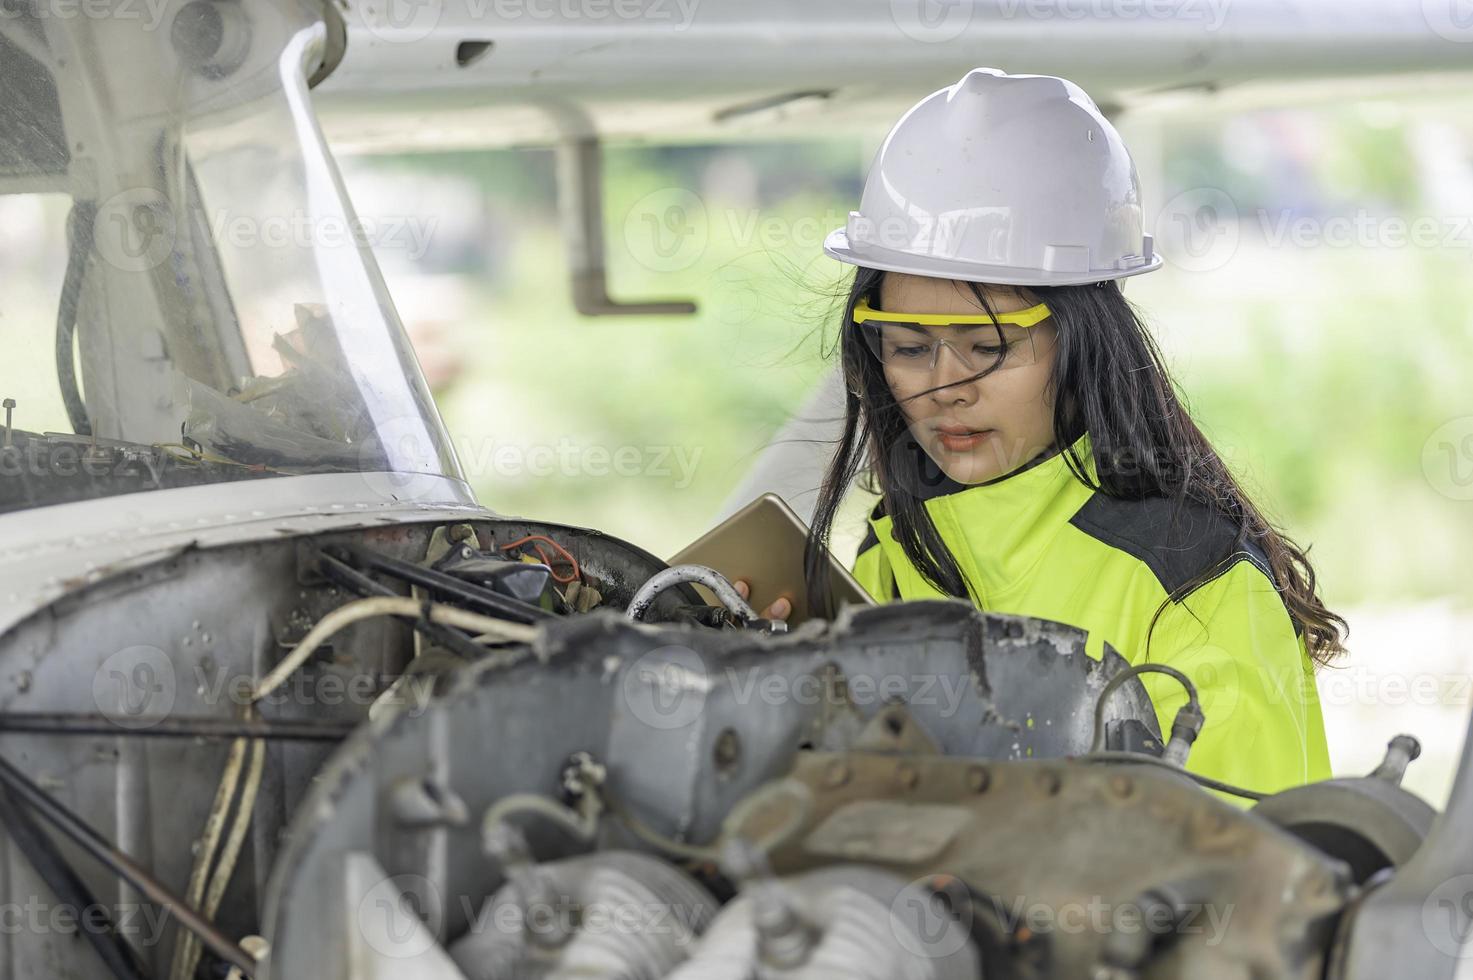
[897,764,919,790]
[2,399,13,448]
[1036,770,1061,796]
[1109,774,1134,799]
[967,766,990,792]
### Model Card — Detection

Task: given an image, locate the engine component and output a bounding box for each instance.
[1252,735,1436,884]
[262,601,1164,977]
[667,864,979,980]
[449,846,718,979]
[626,563,773,630]
[718,734,1353,980]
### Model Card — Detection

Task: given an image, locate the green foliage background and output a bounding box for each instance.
[355,101,1473,609]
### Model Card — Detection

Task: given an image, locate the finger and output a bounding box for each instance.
[733,579,749,600]
[767,597,792,621]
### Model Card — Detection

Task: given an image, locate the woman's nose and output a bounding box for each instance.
[927,343,981,402]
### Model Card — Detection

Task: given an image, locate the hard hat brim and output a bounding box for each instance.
[822,228,1164,288]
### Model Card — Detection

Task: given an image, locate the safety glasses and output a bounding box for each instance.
[852,298,1052,375]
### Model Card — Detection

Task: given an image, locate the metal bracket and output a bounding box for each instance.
[555,136,697,317]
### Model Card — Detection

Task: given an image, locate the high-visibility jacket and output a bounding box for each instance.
[850,431,1332,796]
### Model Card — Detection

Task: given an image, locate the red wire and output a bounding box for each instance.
[499,534,580,584]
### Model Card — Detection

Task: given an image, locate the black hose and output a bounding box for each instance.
[1089,663,1199,753]
[0,755,255,976]
[0,712,354,741]
[0,787,150,980]
[330,545,552,625]
[1081,752,1267,802]
[56,201,97,437]
[314,550,490,660]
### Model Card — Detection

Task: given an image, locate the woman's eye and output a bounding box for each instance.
[973,343,1010,357]
[891,344,930,358]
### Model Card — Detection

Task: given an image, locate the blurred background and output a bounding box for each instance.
[3,75,1471,802]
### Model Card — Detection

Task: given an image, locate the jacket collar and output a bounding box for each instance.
[869,430,1096,601]
[883,429,1095,506]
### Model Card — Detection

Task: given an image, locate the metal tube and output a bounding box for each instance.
[0,787,150,980]
[0,713,355,741]
[0,755,256,977]
[626,564,758,623]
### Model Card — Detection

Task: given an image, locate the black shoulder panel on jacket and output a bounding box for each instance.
[1068,493,1276,599]
[856,500,885,555]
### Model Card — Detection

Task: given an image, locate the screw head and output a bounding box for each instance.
[2,399,14,410]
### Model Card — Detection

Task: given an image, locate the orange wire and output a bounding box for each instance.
[500,534,580,584]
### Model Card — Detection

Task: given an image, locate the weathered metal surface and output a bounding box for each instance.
[261,601,1163,978]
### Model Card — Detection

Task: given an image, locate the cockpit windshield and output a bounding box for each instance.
[0,0,461,515]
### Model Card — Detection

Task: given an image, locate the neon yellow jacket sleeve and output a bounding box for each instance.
[1139,559,1332,798]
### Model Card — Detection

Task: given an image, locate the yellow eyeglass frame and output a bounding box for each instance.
[853,298,1052,328]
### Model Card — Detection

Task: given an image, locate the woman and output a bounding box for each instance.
[752,67,1345,796]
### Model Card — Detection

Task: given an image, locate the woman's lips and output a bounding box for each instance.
[933,427,993,452]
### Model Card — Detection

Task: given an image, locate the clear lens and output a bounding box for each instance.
[857,320,1017,376]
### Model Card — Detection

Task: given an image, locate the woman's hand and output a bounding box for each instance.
[732,580,791,622]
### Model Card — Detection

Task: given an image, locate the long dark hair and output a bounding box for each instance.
[803,267,1347,667]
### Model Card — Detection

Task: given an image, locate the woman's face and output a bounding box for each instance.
[876,272,1059,485]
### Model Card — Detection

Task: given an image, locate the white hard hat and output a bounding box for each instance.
[824,67,1162,287]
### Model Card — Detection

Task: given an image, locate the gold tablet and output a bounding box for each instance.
[667,493,876,626]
